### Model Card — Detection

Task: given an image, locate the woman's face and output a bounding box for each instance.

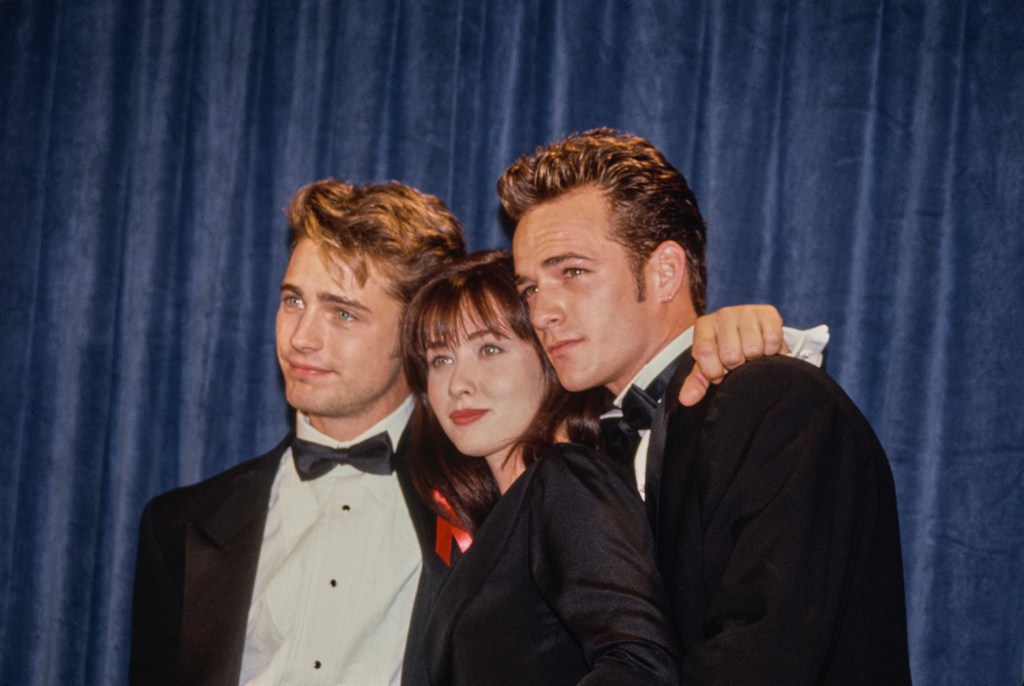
[426,315,548,467]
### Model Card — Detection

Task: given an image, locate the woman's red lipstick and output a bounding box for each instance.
[449,409,488,426]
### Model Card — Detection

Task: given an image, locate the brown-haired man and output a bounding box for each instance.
[130,176,806,685]
[130,180,467,685]
[504,129,911,684]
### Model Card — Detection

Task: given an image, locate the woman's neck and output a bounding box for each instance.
[487,448,526,494]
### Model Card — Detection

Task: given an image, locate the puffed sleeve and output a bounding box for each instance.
[528,445,679,686]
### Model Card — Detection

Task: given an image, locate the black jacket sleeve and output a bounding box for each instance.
[663,357,909,684]
[529,445,679,686]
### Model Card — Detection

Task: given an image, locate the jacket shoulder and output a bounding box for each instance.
[706,355,877,438]
[142,434,291,527]
[532,443,637,500]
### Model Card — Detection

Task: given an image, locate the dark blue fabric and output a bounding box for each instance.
[1,1,1021,684]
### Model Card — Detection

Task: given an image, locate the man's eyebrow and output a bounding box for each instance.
[543,252,592,268]
[319,292,370,313]
[279,282,371,313]
[515,252,593,285]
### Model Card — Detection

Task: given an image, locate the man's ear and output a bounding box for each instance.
[646,240,688,303]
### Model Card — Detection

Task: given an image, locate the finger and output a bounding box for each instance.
[738,309,767,362]
[714,315,745,369]
[690,320,728,383]
[699,308,746,370]
[678,367,712,407]
[757,305,785,356]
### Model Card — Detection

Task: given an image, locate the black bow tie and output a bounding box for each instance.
[292,433,394,480]
[601,385,659,463]
[599,360,678,463]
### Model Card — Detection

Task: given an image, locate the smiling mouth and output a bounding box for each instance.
[449,409,488,426]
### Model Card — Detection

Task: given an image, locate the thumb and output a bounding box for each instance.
[678,367,711,407]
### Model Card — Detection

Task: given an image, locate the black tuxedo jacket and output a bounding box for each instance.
[419,444,678,686]
[644,353,911,684]
[129,429,450,686]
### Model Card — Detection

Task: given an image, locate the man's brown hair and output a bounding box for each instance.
[498,128,707,313]
[287,179,467,305]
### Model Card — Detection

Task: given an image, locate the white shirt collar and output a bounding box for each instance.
[611,327,694,408]
[295,395,415,450]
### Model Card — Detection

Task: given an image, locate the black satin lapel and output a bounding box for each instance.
[645,354,693,539]
[178,512,268,684]
[392,432,437,564]
[192,437,288,547]
[392,431,454,686]
[177,441,286,685]
[175,450,280,683]
[421,466,535,686]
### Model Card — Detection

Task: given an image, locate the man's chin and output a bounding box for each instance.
[552,365,596,393]
[284,387,327,415]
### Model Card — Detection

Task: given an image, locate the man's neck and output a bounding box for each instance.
[613,305,696,393]
[302,395,414,447]
[609,326,695,406]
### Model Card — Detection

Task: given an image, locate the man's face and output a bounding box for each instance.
[512,186,664,396]
[276,238,408,440]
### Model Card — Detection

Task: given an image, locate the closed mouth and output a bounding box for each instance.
[285,359,331,376]
[545,338,580,358]
[449,409,488,425]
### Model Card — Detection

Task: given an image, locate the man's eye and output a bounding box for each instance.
[284,296,303,308]
[336,309,354,321]
[564,267,586,278]
[519,285,537,301]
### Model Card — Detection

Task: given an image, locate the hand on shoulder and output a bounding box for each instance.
[679,306,829,406]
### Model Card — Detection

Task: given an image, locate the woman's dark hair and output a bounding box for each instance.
[401,250,600,533]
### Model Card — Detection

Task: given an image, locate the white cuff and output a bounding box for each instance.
[782,324,829,368]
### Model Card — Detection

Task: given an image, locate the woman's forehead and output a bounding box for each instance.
[424,299,512,347]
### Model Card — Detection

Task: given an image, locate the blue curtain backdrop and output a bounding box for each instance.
[1,1,1022,683]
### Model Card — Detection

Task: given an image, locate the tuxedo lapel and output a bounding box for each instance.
[646,352,717,581]
[176,439,286,685]
[393,426,442,571]
[393,419,460,686]
[644,353,692,540]
[168,422,455,686]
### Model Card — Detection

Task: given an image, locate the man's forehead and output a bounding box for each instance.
[512,216,616,277]
[288,240,400,301]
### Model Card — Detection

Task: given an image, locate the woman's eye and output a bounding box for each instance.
[481,344,502,356]
[429,354,452,367]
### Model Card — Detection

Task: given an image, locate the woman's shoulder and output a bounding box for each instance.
[528,442,638,503]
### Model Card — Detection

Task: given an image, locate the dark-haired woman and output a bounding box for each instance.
[402,250,677,686]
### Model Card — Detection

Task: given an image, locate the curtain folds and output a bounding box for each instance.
[1,1,1021,684]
